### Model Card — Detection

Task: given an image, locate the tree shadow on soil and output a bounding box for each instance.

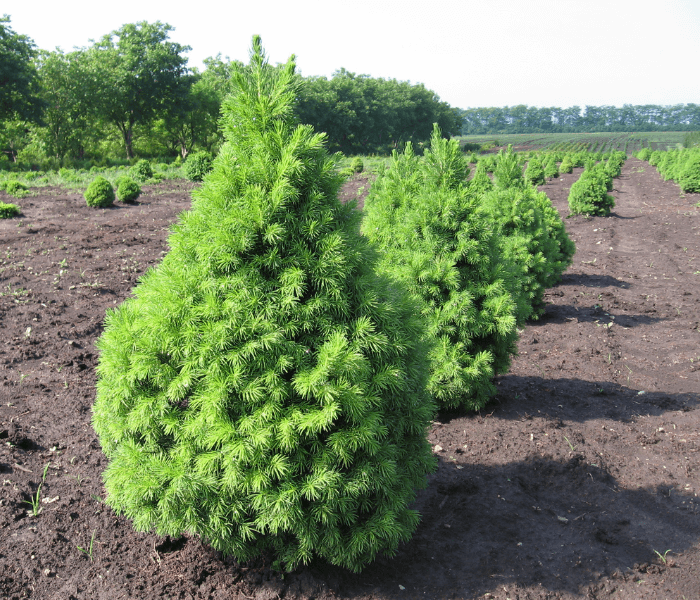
[493,375,698,423]
[558,273,630,289]
[528,303,665,327]
[319,455,700,599]
[607,211,638,220]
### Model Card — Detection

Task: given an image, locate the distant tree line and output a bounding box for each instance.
[457,104,700,135]
[296,69,460,155]
[0,16,459,167]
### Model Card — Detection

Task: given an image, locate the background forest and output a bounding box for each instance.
[1,15,699,170]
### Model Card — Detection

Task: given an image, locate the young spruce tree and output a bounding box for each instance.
[92,37,436,573]
[362,126,518,411]
[479,185,575,323]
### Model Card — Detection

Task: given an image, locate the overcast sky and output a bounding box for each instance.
[7,0,700,110]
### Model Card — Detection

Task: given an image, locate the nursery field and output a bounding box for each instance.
[457,132,688,155]
[1,158,700,599]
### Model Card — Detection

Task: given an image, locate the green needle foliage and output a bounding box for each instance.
[84,176,115,208]
[2,180,29,198]
[130,159,154,182]
[479,185,575,323]
[92,37,436,573]
[362,126,518,411]
[524,157,545,186]
[678,150,700,193]
[492,145,523,189]
[543,158,559,180]
[559,155,574,174]
[116,176,141,203]
[183,151,213,182]
[468,161,493,195]
[568,164,615,216]
[0,201,21,218]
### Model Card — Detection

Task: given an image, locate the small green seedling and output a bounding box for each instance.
[653,549,672,564]
[563,436,578,452]
[77,531,96,562]
[24,462,50,517]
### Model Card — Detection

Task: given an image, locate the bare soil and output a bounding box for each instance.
[1,159,699,599]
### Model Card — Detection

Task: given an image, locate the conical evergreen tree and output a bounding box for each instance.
[524,157,545,186]
[92,37,436,573]
[468,161,493,195]
[362,126,518,411]
[479,185,575,323]
[493,145,524,190]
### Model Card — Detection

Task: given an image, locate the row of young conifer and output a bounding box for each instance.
[91,39,576,574]
[567,152,625,216]
[636,146,700,194]
[362,142,576,410]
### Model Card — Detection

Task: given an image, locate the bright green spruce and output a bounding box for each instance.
[568,162,615,217]
[92,38,436,573]
[362,126,518,411]
[479,184,575,323]
[84,175,115,207]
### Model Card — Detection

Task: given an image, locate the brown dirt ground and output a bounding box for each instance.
[1,158,699,600]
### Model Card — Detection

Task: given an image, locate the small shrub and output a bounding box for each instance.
[0,201,21,218]
[183,152,213,182]
[3,180,29,198]
[130,160,153,182]
[84,176,115,208]
[571,152,587,168]
[480,154,497,174]
[524,158,545,186]
[58,167,81,183]
[363,126,518,411]
[350,157,364,173]
[116,177,142,203]
[543,158,559,180]
[678,155,700,193]
[635,147,652,161]
[568,168,614,216]
[480,185,575,323]
[559,156,573,174]
[605,151,625,178]
[461,142,481,153]
[648,151,662,166]
[468,162,493,195]
[493,146,523,189]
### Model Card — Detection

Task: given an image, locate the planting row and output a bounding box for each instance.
[85,40,583,574]
[2,41,631,575]
[635,146,700,194]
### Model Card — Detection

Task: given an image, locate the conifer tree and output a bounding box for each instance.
[493,145,523,189]
[468,161,493,195]
[559,155,573,174]
[479,185,575,323]
[524,157,545,186]
[543,157,559,180]
[92,37,436,573]
[362,126,518,411]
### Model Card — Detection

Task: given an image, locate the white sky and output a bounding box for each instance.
[6,0,700,110]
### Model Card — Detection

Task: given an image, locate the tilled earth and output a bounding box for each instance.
[1,158,699,599]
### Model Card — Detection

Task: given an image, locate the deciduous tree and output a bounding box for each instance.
[0,15,43,122]
[88,21,190,159]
